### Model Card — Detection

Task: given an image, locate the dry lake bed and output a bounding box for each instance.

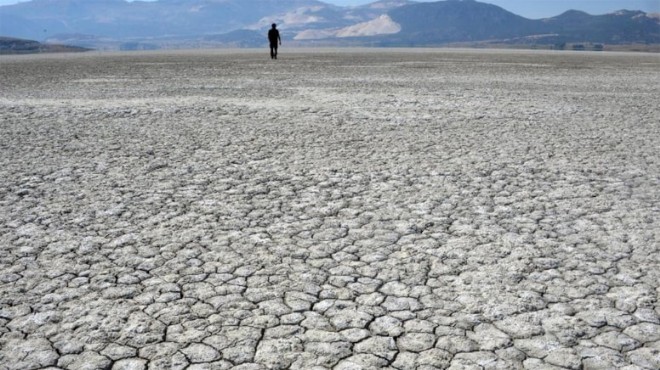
[0,48,659,369]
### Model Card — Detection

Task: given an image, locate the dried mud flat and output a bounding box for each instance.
[0,49,659,369]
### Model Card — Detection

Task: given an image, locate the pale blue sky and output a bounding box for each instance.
[0,0,658,19]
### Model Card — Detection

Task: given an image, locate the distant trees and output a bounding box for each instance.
[553,42,605,51]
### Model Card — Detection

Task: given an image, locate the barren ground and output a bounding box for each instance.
[0,49,659,369]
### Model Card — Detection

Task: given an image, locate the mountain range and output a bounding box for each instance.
[1,0,658,50]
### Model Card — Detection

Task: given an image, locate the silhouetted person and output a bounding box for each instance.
[268,23,281,59]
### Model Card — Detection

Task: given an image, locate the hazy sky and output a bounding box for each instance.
[0,0,658,19]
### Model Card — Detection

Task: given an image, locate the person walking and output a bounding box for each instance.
[268,23,281,59]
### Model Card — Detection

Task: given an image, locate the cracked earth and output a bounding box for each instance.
[0,49,658,369]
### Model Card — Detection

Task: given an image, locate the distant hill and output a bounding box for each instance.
[1,0,658,50]
[0,36,90,54]
[387,0,539,43]
[0,0,328,40]
[379,1,660,46]
[539,9,660,44]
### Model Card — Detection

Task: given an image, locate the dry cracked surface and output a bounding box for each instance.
[0,49,659,369]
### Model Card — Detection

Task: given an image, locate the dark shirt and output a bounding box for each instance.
[268,29,280,45]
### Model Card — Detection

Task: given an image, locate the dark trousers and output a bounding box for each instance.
[270,43,278,59]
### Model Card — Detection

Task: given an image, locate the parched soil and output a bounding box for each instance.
[1,48,658,369]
